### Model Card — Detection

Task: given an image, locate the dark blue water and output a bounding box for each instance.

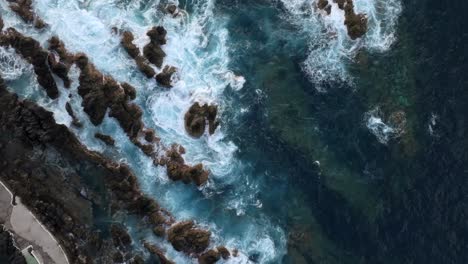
[1,0,468,263]
[217,0,468,263]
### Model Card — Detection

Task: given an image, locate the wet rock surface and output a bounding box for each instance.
[156,65,177,88]
[95,133,115,146]
[198,249,221,264]
[184,102,220,138]
[47,36,73,88]
[162,144,210,186]
[143,26,167,68]
[143,241,175,264]
[317,0,368,39]
[0,28,59,99]
[167,220,211,254]
[8,0,46,29]
[121,31,156,78]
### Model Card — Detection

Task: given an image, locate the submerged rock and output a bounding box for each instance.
[167,221,211,254]
[184,103,220,138]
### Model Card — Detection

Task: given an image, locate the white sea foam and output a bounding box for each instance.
[365,107,396,144]
[0,0,286,262]
[0,47,30,80]
[279,0,402,89]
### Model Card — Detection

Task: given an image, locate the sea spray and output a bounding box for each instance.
[278,0,402,88]
[1,0,286,262]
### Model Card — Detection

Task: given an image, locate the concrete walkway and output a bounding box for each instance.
[0,180,69,264]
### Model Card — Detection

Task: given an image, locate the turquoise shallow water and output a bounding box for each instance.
[1,0,468,263]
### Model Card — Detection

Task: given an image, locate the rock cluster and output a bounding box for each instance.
[121,31,156,78]
[47,36,73,88]
[184,103,220,138]
[143,242,175,264]
[143,26,167,68]
[0,28,59,99]
[341,0,368,39]
[8,0,46,29]
[161,144,210,186]
[167,220,211,254]
[121,28,177,87]
[75,53,156,155]
[317,0,368,39]
[156,65,177,88]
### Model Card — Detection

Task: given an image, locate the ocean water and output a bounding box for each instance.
[2,0,468,263]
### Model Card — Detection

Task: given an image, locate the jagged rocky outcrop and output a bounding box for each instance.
[121,31,156,78]
[184,102,220,138]
[0,28,59,99]
[8,0,46,29]
[317,0,368,39]
[95,133,115,146]
[341,0,367,39]
[156,65,177,88]
[0,77,215,262]
[65,101,83,128]
[167,220,211,254]
[47,36,73,88]
[75,53,157,156]
[0,226,27,264]
[143,26,167,68]
[217,246,231,260]
[121,28,177,87]
[198,249,221,264]
[143,241,175,264]
[110,224,132,248]
[161,144,210,186]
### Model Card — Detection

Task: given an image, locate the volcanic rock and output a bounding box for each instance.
[156,65,177,88]
[143,26,167,68]
[164,144,210,186]
[110,224,132,248]
[217,246,231,259]
[167,221,211,254]
[0,28,59,99]
[143,242,175,264]
[65,102,82,128]
[48,36,73,88]
[121,31,156,78]
[184,103,220,138]
[8,0,46,29]
[95,133,115,146]
[199,249,221,264]
[340,0,368,39]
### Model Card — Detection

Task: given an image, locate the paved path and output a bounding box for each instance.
[0,180,69,264]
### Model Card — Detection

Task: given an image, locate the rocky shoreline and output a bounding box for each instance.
[0,1,232,262]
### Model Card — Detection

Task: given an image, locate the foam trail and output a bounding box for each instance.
[365,107,396,144]
[1,0,287,262]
